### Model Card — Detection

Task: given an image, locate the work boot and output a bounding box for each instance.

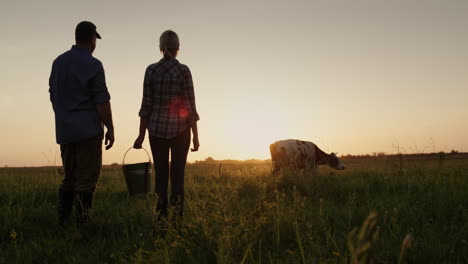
[75,192,94,225]
[58,189,75,227]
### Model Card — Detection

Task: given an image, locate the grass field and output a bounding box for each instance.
[1,154,467,263]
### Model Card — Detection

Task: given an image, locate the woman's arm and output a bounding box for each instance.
[184,67,200,152]
[134,67,152,149]
[184,67,200,122]
[133,117,148,149]
[191,121,199,152]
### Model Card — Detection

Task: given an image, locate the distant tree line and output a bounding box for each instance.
[340,150,465,161]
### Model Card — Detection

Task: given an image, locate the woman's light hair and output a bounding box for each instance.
[159,30,180,58]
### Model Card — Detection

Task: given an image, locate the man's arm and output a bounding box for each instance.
[91,61,114,150]
[49,62,56,105]
[96,101,114,150]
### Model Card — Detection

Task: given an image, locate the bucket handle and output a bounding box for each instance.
[122,147,152,166]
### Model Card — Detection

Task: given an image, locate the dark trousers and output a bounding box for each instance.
[149,128,191,217]
[60,135,103,192]
[58,135,102,225]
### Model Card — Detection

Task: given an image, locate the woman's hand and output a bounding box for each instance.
[134,117,148,149]
[191,136,200,152]
[133,135,145,149]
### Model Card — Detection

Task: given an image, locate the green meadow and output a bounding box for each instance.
[1,154,467,263]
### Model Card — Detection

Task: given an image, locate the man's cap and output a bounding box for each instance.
[75,21,101,41]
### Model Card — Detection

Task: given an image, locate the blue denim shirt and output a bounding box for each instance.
[49,45,111,144]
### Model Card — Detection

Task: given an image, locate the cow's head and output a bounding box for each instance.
[328,153,345,170]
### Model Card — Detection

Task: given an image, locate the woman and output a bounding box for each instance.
[134,30,200,218]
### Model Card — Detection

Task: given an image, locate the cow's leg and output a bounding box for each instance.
[270,159,275,173]
[305,162,318,176]
[302,165,313,177]
[271,162,279,174]
[312,166,319,176]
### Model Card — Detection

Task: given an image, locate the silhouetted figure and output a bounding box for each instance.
[133,30,200,218]
[49,21,114,226]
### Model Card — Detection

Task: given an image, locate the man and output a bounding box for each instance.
[49,21,114,226]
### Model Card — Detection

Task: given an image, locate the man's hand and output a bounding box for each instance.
[105,128,114,150]
[96,101,114,150]
[133,135,144,149]
[191,136,200,152]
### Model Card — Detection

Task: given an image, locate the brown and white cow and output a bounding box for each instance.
[269,139,345,173]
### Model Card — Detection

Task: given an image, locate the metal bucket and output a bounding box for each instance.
[122,148,152,196]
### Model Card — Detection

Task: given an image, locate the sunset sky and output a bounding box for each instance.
[1,0,467,167]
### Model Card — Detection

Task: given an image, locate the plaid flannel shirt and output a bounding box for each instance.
[138,58,200,138]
